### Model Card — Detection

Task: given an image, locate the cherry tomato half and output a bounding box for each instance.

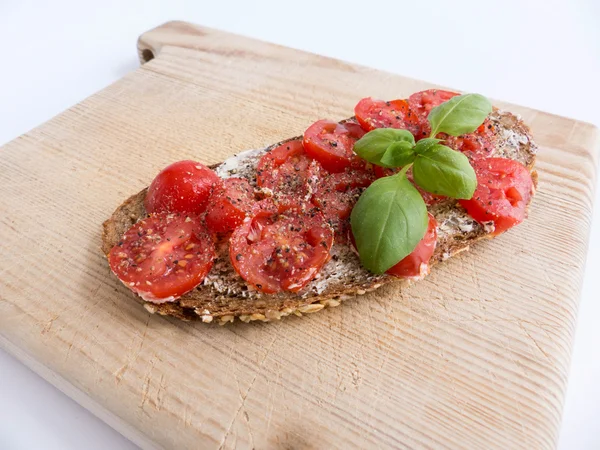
[312,168,375,238]
[354,98,422,138]
[229,198,333,293]
[205,177,255,233]
[256,139,322,199]
[109,213,215,302]
[459,158,534,235]
[303,119,365,173]
[444,120,496,160]
[408,89,459,121]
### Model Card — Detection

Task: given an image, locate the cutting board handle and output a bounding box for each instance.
[137,21,208,63]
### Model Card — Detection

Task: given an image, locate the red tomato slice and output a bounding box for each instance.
[256,139,322,198]
[311,168,375,238]
[444,119,496,160]
[109,213,216,302]
[229,198,334,293]
[303,119,365,173]
[205,178,255,233]
[408,90,496,157]
[459,158,534,235]
[373,166,445,205]
[354,98,422,138]
[386,213,437,278]
[408,89,459,121]
[145,161,219,214]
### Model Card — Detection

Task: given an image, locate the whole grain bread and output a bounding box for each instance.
[102,110,537,323]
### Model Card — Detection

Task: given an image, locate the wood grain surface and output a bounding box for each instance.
[1,21,598,450]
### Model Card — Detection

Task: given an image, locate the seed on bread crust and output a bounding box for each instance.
[298,303,325,314]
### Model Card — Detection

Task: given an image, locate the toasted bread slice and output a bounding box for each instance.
[102,110,537,323]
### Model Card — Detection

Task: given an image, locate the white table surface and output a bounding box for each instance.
[1,1,598,448]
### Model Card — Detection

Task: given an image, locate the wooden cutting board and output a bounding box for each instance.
[1,21,598,450]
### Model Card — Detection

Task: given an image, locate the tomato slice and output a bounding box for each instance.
[354,98,422,138]
[229,198,334,293]
[205,178,255,233]
[373,166,445,205]
[311,168,375,238]
[408,90,496,157]
[303,119,365,173]
[108,213,216,302]
[145,161,219,214]
[256,139,322,198]
[444,119,496,160]
[386,213,437,278]
[408,89,459,121]
[459,158,534,235]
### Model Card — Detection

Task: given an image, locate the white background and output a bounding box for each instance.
[0,0,598,448]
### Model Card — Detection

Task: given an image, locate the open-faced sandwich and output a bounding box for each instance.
[102,90,537,323]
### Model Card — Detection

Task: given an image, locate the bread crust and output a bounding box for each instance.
[102,110,537,323]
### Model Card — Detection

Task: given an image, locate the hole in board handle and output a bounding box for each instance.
[141,49,155,63]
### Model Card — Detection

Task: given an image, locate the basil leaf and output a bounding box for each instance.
[351,174,428,273]
[428,93,492,137]
[414,138,442,154]
[379,141,416,167]
[354,128,416,168]
[412,145,477,199]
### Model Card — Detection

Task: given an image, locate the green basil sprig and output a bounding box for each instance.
[412,144,477,199]
[428,93,492,138]
[413,137,442,154]
[351,93,490,274]
[350,173,428,273]
[353,129,416,168]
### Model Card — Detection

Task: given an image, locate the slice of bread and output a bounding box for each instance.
[102,110,537,323]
